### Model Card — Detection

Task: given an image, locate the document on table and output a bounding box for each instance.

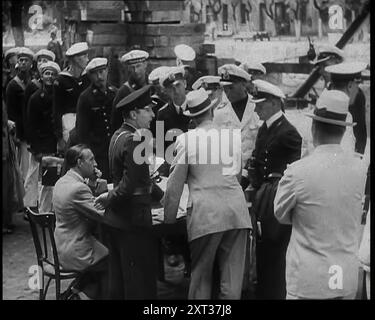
[152,176,189,224]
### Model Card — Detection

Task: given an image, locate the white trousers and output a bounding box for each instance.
[188,229,248,300]
[18,141,30,182]
[23,154,39,208]
[23,154,54,212]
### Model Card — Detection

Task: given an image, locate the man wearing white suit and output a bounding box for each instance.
[274,89,368,299]
[164,88,252,299]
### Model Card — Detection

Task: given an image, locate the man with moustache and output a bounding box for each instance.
[26,61,61,213]
[111,50,149,133]
[95,85,163,299]
[52,42,90,154]
[76,58,117,181]
[6,47,34,182]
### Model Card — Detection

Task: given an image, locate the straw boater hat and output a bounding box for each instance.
[65,42,89,57]
[305,89,355,127]
[183,88,218,117]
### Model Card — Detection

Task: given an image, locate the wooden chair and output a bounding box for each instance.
[26,208,82,300]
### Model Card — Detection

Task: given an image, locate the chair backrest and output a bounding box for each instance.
[26,208,60,274]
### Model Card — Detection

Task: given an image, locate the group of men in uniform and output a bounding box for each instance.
[3,39,369,300]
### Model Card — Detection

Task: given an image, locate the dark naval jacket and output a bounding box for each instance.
[5,75,30,141]
[75,84,118,181]
[250,115,302,190]
[156,102,191,151]
[52,71,90,139]
[26,86,57,155]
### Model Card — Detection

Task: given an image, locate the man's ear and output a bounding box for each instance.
[130,110,137,120]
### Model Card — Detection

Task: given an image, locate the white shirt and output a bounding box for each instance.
[266,110,283,128]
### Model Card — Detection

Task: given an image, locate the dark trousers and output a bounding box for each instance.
[255,239,289,299]
[78,256,109,300]
[106,225,159,300]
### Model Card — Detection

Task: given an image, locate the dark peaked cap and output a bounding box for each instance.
[116,84,153,112]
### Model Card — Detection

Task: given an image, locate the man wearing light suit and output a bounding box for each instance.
[164,88,252,299]
[53,145,108,299]
[274,89,368,299]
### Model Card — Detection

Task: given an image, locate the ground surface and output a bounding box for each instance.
[2,211,189,300]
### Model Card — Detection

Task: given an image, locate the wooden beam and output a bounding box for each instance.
[263,62,314,74]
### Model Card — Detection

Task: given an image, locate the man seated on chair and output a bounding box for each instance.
[52,144,108,299]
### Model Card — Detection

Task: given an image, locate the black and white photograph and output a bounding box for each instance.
[2,0,371,306]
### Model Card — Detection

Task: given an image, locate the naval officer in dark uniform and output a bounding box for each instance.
[325,62,368,155]
[157,66,191,151]
[95,85,163,299]
[247,79,302,300]
[75,57,117,182]
[111,50,149,133]
[148,66,170,137]
[52,42,90,153]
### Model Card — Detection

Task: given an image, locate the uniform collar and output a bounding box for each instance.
[313,144,343,154]
[91,83,107,95]
[266,110,283,128]
[123,121,138,132]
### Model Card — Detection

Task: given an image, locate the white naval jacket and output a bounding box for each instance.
[163,120,252,242]
[274,144,367,299]
[213,92,260,169]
